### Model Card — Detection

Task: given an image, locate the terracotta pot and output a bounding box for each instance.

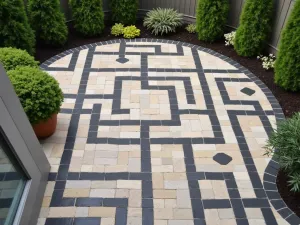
[33,114,57,139]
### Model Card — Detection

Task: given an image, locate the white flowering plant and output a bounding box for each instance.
[224,31,236,46]
[257,54,276,70]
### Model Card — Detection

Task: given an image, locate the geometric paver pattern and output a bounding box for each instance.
[36,39,299,225]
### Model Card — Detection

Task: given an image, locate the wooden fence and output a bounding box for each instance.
[59,0,296,53]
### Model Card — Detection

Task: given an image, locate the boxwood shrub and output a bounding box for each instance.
[0,47,39,71]
[275,0,300,91]
[28,0,68,46]
[7,66,63,125]
[69,0,105,36]
[196,0,229,42]
[111,0,138,25]
[265,113,300,192]
[0,0,35,55]
[234,0,274,57]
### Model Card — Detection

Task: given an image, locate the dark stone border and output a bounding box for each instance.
[40,38,297,224]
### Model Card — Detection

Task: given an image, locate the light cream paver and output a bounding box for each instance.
[37,41,285,225]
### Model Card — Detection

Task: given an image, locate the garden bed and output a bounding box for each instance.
[277,170,300,217]
[35,20,300,216]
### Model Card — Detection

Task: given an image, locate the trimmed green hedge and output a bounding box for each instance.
[275,0,300,91]
[0,47,39,71]
[111,0,138,25]
[0,0,35,55]
[69,0,105,36]
[196,0,229,42]
[234,0,274,57]
[8,67,63,125]
[28,0,68,46]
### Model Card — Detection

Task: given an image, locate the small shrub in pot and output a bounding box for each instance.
[265,113,300,192]
[28,0,68,46]
[7,66,63,138]
[143,8,183,36]
[0,47,39,71]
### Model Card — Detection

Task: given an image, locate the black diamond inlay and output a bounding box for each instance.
[116,57,129,64]
[240,87,255,96]
[213,153,232,165]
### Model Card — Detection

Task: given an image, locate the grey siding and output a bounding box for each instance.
[59,0,295,53]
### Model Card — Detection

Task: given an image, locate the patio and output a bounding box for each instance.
[36,39,290,225]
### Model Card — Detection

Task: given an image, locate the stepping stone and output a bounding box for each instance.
[240,87,255,96]
[116,57,129,64]
[213,153,233,165]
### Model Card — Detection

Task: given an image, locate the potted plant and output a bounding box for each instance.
[7,66,63,139]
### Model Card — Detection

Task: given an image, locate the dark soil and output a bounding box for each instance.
[277,170,300,217]
[35,21,300,216]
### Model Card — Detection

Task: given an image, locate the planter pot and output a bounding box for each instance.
[33,114,57,139]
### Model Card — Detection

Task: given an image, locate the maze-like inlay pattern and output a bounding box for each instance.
[37,39,299,225]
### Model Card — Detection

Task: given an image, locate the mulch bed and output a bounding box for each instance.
[277,170,300,217]
[35,20,300,215]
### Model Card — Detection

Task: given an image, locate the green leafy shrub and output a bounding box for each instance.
[69,0,105,36]
[274,0,300,91]
[123,25,140,39]
[28,0,68,46]
[234,0,274,57]
[265,113,300,192]
[111,23,124,36]
[0,47,39,71]
[186,24,197,34]
[111,0,138,25]
[0,0,35,55]
[196,0,229,42]
[7,66,63,125]
[143,8,183,36]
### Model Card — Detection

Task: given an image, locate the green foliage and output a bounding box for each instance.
[0,47,39,71]
[123,26,140,39]
[69,0,105,36]
[265,113,300,192]
[111,0,138,25]
[7,66,63,125]
[28,0,68,46]
[274,0,300,91]
[196,0,229,42]
[0,0,35,55]
[186,24,197,34]
[111,23,124,36]
[143,8,183,36]
[234,0,274,56]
